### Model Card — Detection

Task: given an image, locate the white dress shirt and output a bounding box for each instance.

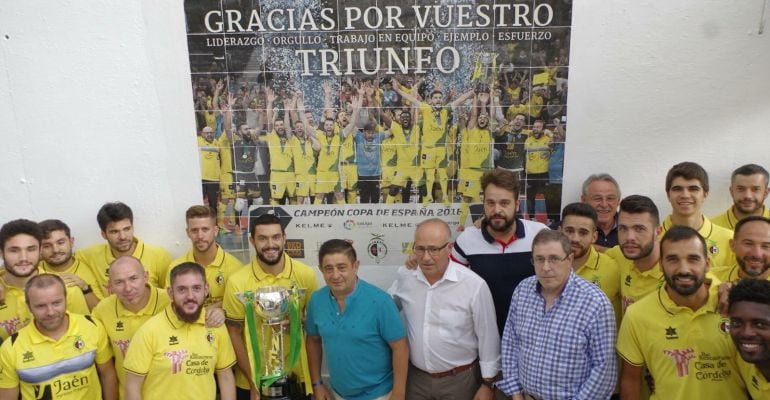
[388,261,501,378]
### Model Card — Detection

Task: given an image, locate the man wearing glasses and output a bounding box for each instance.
[390,218,500,400]
[498,230,617,400]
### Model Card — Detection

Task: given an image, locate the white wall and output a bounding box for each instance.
[566,0,770,216]
[1,1,768,264]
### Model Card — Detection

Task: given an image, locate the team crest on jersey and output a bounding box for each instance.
[169,335,179,345]
[719,318,730,333]
[663,348,695,377]
[216,271,225,286]
[706,239,719,255]
[73,335,85,351]
[23,351,34,362]
[624,275,632,286]
[206,330,215,345]
[116,321,124,331]
[590,275,601,287]
[665,326,678,340]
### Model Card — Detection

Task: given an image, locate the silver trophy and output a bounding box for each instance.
[239,285,304,399]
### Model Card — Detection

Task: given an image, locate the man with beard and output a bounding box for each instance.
[0,274,117,400]
[523,119,551,220]
[394,81,475,206]
[711,216,770,283]
[265,114,297,205]
[0,219,90,340]
[124,263,236,400]
[223,213,319,399]
[661,161,735,267]
[560,203,621,319]
[451,169,549,335]
[494,113,529,176]
[38,219,101,309]
[230,122,270,208]
[617,226,747,399]
[293,97,321,205]
[198,125,230,214]
[93,256,171,400]
[79,202,172,298]
[605,195,665,313]
[169,206,243,308]
[581,174,622,250]
[712,164,770,230]
[728,279,770,398]
[386,106,423,204]
[314,95,361,205]
[457,94,495,228]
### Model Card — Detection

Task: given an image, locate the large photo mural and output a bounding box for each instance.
[184,0,572,265]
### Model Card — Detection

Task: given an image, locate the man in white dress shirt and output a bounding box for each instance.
[390,218,500,400]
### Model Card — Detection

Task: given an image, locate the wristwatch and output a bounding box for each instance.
[481,378,496,389]
[81,284,93,295]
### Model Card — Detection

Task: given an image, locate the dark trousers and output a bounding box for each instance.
[358,175,381,203]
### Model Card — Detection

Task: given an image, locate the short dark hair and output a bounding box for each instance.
[734,216,770,238]
[729,279,770,312]
[731,164,769,185]
[249,213,284,237]
[532,229,569,256]
[619,195,660,226]
[0,219,43,250]
[561,202,598,227]
[25,273,66,306]
[169,262,206,287]
[97,202,134,232]
[665,161,709,193]
[318,239,356,266]
[38,219,71,239]
[186,205,216,221]
[660,225,707,259]
[481,169,521,199]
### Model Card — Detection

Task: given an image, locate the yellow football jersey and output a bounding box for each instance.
[92,286,170,400]
[0,313,113,399]
[459,127,493,170]
[223,256,319,392]
[123,306,236,400]
[168,246,243,306]
[661,216,736,268]
[391,122,421,168]
[524,134,551,174]
[575,246,622,324]
[711,206,770,230]
[78,238,172,299]
[617,282,746,400]
[606,245,664,315]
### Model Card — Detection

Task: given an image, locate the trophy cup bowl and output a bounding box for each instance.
[253,286,290,324]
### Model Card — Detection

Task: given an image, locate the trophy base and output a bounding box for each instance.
[260,377,293,400]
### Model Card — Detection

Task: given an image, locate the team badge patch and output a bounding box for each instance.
[73,336,85,350]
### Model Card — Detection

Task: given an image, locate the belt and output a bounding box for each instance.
[423,359,478,378]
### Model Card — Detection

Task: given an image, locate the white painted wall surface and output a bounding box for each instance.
[0,1,768,284]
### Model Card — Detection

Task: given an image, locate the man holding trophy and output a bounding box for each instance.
[224,214,320,400]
